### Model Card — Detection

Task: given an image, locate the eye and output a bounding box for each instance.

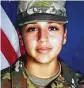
[26,27,37,32]
[49,26,59,31]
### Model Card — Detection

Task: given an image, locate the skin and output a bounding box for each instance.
[21,21,67,78]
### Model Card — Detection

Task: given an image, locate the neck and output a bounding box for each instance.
[24,56,60,79]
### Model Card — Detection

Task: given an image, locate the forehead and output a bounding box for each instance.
[25,21,64,26]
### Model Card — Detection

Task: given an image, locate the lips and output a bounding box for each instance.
[36,47,52,53]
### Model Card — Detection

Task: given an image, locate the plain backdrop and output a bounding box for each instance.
[60,1,84,75]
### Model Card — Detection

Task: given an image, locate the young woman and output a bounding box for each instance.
[1,1,84,88]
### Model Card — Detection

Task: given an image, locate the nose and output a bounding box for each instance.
[38,29,48,43]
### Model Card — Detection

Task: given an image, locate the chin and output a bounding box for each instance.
[35,56,53,64]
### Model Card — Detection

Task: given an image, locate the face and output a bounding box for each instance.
[22,22,67,64]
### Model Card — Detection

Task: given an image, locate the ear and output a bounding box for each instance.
[63,28,67,45]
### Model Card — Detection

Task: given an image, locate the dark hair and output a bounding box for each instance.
[64,24,67,32]
[17,25,23,35]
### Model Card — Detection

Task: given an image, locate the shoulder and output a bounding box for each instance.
[1,55,24,79]
[60,59,84,88]
[1,55,27,88]
[1,56,21,87]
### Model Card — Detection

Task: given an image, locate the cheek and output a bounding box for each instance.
[50,34,64,46]
[50,34,64,55]
[23,35,37,50]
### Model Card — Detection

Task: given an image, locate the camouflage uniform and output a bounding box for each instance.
[1,55,84,88]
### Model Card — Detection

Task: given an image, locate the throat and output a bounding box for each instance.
[24,65,61,87]
[25,58,61,79]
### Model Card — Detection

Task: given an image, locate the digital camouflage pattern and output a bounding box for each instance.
[1,55,84,88]
[18,1,66,16]
[17,1,68,26]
